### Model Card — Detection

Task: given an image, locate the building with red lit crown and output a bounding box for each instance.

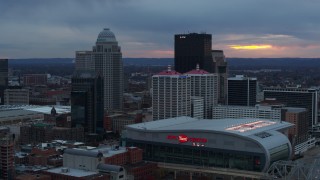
[185,64,218,119]
[122,116,294,172]
[152,66,191,120]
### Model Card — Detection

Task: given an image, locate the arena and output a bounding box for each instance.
[122,117,293,172]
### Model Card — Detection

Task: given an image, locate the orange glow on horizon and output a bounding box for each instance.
[123,50,174,58]
[229,44,272,50]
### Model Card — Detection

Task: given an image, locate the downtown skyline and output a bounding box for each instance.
[1,0,320,59]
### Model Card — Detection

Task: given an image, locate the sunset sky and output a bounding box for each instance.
[1,0,320,58]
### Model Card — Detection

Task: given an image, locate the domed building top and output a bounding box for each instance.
[96,28,117,43]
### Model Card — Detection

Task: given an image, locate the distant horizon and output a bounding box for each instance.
[1,1,320,59]
[4,57,320,60]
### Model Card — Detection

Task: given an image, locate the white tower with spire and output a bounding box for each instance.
[75,28,123,110]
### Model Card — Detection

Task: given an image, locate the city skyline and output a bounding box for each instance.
[1,0,320,59]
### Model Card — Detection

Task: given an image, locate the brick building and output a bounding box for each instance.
[15,173,51,180]
[104,112,143,134]
[28,147,62,167]
[64,146,156,179]
[20,123,84,145]
[282,107,309,145]
[23,74,47,86]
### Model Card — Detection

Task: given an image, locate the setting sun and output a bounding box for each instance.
[229,44,272,50]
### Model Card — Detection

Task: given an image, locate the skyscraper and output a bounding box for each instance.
[228,75,257,106]
[75,28,123,111]
[212,50,228,104]
[0,134,14,179]
[152,66,191,120]
[174,33,213,73]
[71,71,104,133]
[185,64,218,118]
[0,59,8,105]
[264,87,318,129]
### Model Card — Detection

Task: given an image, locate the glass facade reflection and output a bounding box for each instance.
[125,140,266,172]
[71,71,104,134]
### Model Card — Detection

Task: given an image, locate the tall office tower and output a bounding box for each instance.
[228,75,257,106]
[75,51,94,71]
[75,28,123,111]
[71,71,104,133]
[212,50,228,104]
[152,66,191,120]
[264,88,318,129]
[185,64,218,118]
[0,59,8,105]
[174,33,214,73]
[0,134,14,179]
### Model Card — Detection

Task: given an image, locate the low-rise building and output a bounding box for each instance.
[28,146,62,167]
[43,167,110,180]
[212,105,281,120]
[105,112,143,134]
[63,145,156,179]
[4,88,29,105]
[15,173,51,180]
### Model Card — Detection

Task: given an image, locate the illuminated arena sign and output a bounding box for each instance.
[167,134,208,143]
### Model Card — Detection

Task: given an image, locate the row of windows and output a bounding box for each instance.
[126,141,265,172]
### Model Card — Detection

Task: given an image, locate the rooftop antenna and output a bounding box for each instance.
[196,64,200,70]
[167,65,171,72]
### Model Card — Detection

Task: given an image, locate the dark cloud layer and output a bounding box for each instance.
[1,0,320,58]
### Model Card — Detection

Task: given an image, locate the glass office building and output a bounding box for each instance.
[71,71,104,134]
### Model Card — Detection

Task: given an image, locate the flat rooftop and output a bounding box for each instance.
[0,105,70,120]
[44,167,99,177]
[26,106,70,114]
[0,109,42,120]
[67,145,127,158]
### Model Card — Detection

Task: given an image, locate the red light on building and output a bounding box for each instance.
[167,134,207,144]
[254,157,261,165]
[178,134,188,143]
[167,135,178,140]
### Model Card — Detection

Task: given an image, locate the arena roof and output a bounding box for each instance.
[126,116,293,137]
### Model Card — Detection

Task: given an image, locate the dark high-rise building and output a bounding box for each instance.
[71,71,104,134]
[174,33,213,73]
[0,59,8,105]
[212,50,228,104]
[264,88,318,129]
[228,75,257,106]
[0,134,14,179]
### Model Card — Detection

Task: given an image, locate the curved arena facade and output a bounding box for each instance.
[122,117,293,172]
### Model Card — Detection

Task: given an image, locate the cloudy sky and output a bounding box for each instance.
[1,0,320,58]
